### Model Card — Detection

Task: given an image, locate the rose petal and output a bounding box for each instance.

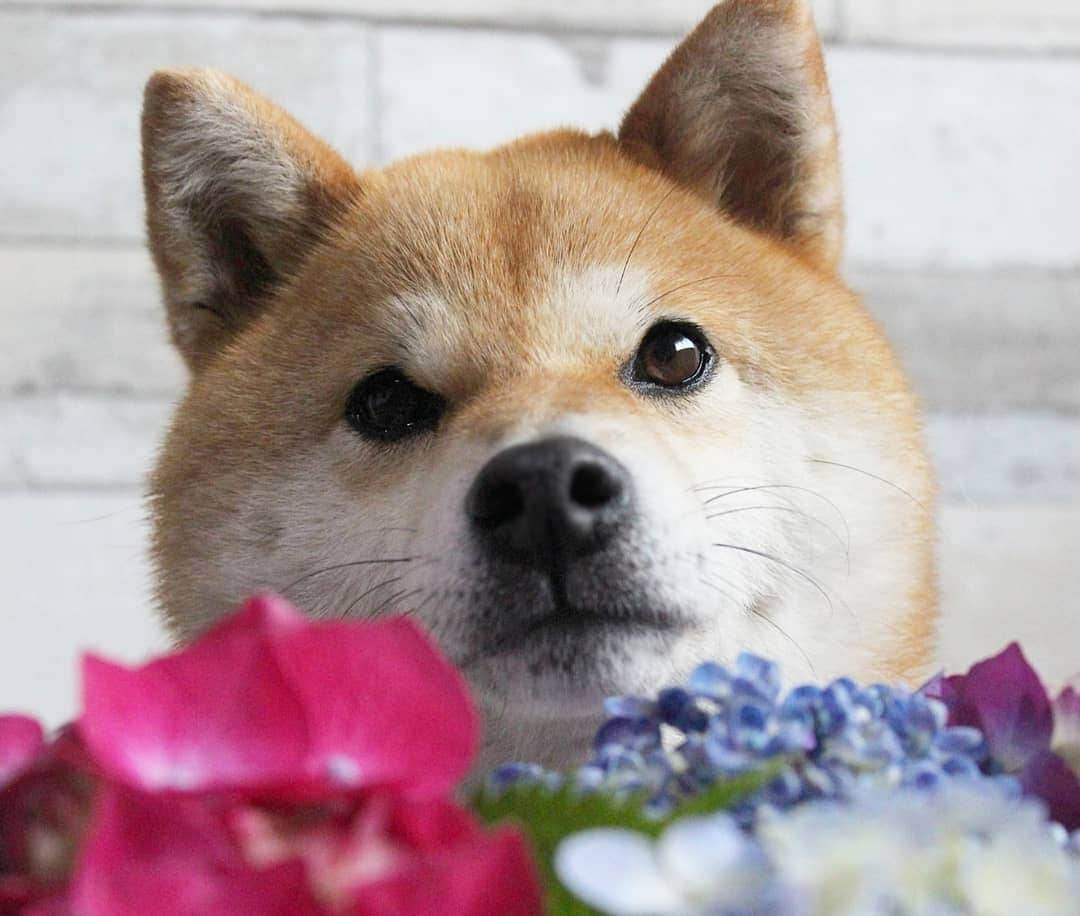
[357,827,543,916]
[70,785,326,916]
[1052,687,1080,776]
[0,715,45,789]
[80,594,478,798]
[936,644,1053,773]
[1020,750,1080,832]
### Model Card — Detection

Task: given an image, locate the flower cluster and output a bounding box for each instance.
[556,780,1080,915]
[0,595,542,915]
[492,654,991,822]
[4,593,1079,916]
[492,647,1080,833]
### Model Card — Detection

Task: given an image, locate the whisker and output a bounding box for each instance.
[711,542,841,620]
[635,273,739,317]
[375,587,427,618]
[616,185,678,299]
[688,476,752,493]
[672,476,809,528]
[810,458,930,514]
[409,591,440,618]
[337,553,446,618]
[748,601,818,679]
[697,571,818,676]
[705,504,850,574]
[701,484,851,552]
[697,573,743,608]
[338,575,404,618]
[280,555,422,596]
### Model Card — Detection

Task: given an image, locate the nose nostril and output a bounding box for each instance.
[475,480,525,529]
[468,438,631,561]
[569,462,621,510]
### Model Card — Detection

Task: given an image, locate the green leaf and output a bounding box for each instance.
[471,768,770,915]
[667,765,776,820]
[472,783,656,915]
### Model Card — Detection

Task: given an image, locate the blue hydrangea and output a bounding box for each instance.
[488,653,1010,823]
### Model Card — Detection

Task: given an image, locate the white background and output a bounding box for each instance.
[2,0,1079,725]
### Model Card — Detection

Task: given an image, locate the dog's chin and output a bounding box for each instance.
[459,615,688,773]
[459,597,692,718]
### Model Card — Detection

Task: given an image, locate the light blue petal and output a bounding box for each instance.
[657,814,771,905]
[555,829,690,915]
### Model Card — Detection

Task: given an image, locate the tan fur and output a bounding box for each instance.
[145,0,936,765]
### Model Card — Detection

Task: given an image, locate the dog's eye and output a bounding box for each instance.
[635,322,712,389]
[345,369,445,442]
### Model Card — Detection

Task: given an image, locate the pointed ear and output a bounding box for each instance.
[618,0,843,270]
[142,69,360,370]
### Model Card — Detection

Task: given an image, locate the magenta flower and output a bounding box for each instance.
[925,643,1080,829]
[0,716,45,789]
[62,595,541,914]
[233,792,542,915]
[353,825,542,916]
[64,785,542,916]
[70,785,324,915]
[0,730,95,915]
[79,595,479,800]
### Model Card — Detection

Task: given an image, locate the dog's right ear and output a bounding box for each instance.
[619,0,843,271]
[142,69,360,371]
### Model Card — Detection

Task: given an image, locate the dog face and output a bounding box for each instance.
[145,0,935,767]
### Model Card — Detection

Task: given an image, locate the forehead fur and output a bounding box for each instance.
[244,130,905,407]
[160,125,925,506]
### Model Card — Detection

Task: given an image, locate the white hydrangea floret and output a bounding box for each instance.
[555,782,1080,915]
[554,812,769,916]
[758,783,1080,916]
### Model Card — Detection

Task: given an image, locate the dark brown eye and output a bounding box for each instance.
[345,369,445,442]
[635,322,711,389]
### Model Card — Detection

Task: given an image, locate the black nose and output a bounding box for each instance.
[466,437,631,564]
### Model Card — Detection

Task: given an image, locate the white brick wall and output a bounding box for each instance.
[2,0,1078,725]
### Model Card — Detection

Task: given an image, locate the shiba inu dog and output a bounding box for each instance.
[144,0,935,769]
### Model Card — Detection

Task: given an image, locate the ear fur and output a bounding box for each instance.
[142,69,360,370]
[619,0,843,270]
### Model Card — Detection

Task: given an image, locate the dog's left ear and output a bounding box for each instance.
[142,69,361,371]
[619,0,843,271]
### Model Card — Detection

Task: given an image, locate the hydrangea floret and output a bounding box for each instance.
[491,653,998,823]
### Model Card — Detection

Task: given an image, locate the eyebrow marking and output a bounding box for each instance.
[635,274,742,317]
[616,185,680,301]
